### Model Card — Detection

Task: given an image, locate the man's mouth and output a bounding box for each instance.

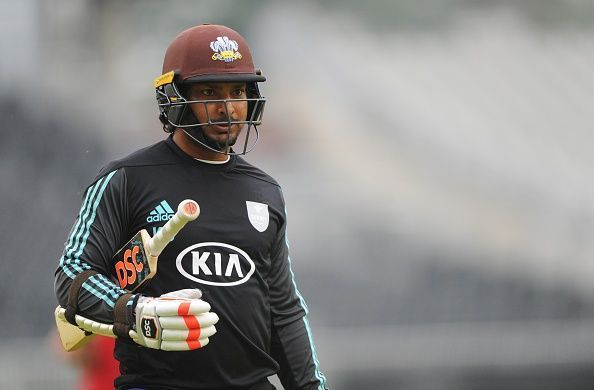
[210,124,233,133]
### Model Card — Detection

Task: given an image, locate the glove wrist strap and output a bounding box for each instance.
[64,270,99,327]
[113,293,134,339]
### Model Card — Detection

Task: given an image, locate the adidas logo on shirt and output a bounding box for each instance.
[146,200,175,223]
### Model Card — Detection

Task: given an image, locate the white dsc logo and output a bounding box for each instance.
[176,242,255,286]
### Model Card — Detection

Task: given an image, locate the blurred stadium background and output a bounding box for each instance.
[2,0,594,388]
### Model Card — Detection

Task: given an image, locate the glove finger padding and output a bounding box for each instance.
[160,288,203,300]
[134,289,219,351]
[160,337,210,351]
[153,299,211,316]
[159,312,219,329]
[162,325,217,341]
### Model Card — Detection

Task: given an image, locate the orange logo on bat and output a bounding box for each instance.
[115,246,144,289]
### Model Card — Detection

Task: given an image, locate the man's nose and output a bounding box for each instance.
[216,100,236,119]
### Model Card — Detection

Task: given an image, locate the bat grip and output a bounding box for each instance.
[148,199,200,257]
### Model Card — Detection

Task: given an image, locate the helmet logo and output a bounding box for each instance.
[210,36,242,63]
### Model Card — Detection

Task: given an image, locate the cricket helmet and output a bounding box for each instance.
[155,24,266,155]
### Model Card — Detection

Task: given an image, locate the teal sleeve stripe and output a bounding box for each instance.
[82,280,116,308]
[61,258,91,276]
[286,246,328,388]
[302,316,328,388]
[73,170,117,259]
[60,257,91,279]
[63,179,99,259]
[64,176,106,259]
[283,207,327,388]
[62,170,116,268]
[59,170,119,309]
[89,275,125,300]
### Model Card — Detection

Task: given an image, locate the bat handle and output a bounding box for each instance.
[148,199,200,256]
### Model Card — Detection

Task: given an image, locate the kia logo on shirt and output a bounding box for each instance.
[176,242,256,286]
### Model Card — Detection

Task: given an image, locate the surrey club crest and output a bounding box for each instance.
[210,36,242,63]
[246,201,269,232]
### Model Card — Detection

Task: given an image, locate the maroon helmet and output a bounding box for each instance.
[155,24,266,155]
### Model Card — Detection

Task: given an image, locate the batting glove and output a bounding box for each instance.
[133,288,219,351]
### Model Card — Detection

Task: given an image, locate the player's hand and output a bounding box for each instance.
[133,288,219,351]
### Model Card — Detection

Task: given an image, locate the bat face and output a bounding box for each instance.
[113,230,156,291]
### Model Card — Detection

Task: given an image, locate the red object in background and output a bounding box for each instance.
[78,336,119,390]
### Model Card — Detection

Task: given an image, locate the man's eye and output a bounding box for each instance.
[232,88,246,97]
[201,89,214,96]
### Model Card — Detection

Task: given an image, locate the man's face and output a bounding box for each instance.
[186,82,249,149]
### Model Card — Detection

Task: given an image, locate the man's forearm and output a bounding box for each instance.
[271,316,328,390]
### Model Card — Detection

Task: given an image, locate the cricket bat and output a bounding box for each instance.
[54,199,200,351]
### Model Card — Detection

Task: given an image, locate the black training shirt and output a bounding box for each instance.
[55,136,327,390]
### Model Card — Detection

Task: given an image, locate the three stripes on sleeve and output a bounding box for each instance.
[59,170,126,308]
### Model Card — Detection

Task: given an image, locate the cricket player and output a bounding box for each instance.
[54,24,328,390]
